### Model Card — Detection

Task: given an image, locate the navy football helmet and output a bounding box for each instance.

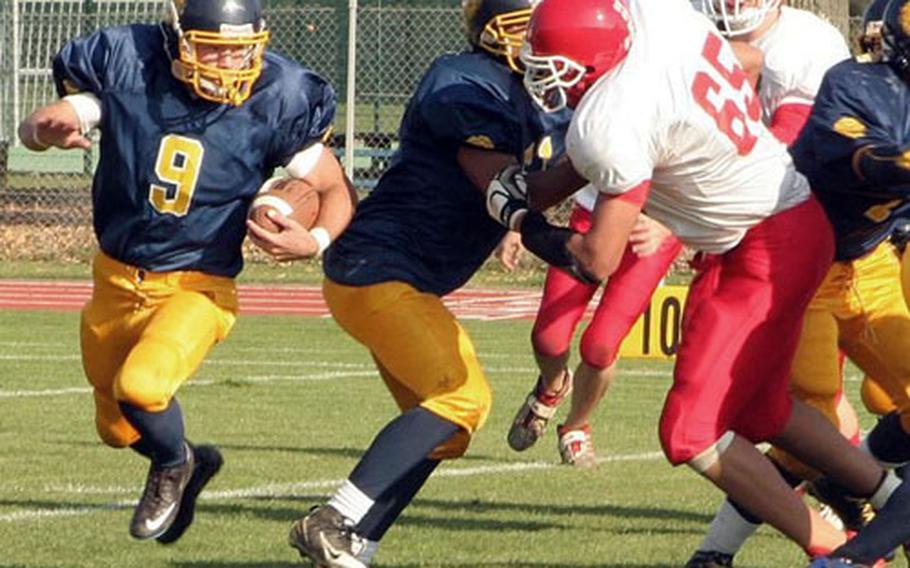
[462,0,536,72]
[167,0,270,105]
[882,0,910,80]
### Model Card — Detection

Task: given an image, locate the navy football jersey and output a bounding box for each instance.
[791,59,910,261]
[324,51,570,296]
[53,23,335,277]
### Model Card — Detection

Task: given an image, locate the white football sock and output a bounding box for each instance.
[698,499,761,555]
[328,480,375,525]
[356,539,380,565]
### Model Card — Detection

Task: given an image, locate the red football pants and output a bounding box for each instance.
[531,206,682,369]
[659,197,834,465]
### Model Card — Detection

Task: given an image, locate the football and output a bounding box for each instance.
[248,177,320,233]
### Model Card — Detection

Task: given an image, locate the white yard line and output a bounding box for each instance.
[0,451,665,523]
[0,367,677,399]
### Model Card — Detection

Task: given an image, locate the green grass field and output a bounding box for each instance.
[0,310,887,568]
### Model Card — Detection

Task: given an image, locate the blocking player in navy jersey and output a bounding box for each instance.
[17,0,354,544]
[282,1,573,566]
[791,0,910,565]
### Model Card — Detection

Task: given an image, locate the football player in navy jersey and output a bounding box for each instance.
[790,0,910,565]
[281,1,572,566]
[17,0,354,545]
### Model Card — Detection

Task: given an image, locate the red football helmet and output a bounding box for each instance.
[521,0,633,111]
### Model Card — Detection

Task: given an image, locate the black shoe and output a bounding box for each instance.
[684,550,734,568]
[288,505,368,567]
[156,444,223,545]
[806,476,868,532]
[129,444,195,540]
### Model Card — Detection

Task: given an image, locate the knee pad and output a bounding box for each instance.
[113,336,183,411]
[530,324,572,360]
[429,429,472,460]
[579,331,620,369]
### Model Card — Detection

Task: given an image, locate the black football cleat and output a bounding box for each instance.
[288,505,368,567]
[684,550,734,568]
[129,446,195,540]
[156,444,223,545]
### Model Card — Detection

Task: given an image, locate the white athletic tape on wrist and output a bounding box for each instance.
[63,93,102,135]
[309,226,331,256]
[250,195,293,216]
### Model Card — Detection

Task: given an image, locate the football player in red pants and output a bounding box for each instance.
[486,0,910,563]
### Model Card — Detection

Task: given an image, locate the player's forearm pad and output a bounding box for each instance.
[520,210,600,285]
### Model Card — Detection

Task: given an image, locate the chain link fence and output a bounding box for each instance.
[0,0,468,262]
[0,1,864,266]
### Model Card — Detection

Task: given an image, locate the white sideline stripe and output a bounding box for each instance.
[0,354,371,368]
[0,342,545,360]
[0,371,380,398]
[0,451,664,523]
[0,361,868,399]
[0,368,678,399]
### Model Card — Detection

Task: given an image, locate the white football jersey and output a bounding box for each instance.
[751,6,850,122]
[567,0,809,254]
[575,5,847,213]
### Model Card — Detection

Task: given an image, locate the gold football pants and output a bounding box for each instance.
[323,278,492,460]
[860,245,910,416]
[81,252,238,447]
[771,241,910,477]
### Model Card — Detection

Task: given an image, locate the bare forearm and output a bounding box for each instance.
[525,160,588,210]
[313,176,356,240]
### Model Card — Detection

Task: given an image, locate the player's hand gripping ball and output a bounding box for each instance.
[248,177,320,232]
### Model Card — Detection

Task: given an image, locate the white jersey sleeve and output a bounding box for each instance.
[567,81,659,197]
[566,0,809,254]
[753,7,850,118]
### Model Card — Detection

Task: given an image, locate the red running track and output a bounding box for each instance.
[0,280,553,321]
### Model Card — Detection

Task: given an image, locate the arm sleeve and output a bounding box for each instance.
[566,105,656,198]
[769,103,813,146]
[269,70,337,168]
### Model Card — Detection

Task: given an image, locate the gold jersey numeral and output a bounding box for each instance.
[149,134,205,217]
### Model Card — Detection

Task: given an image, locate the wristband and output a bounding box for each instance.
[309,227,331,256]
